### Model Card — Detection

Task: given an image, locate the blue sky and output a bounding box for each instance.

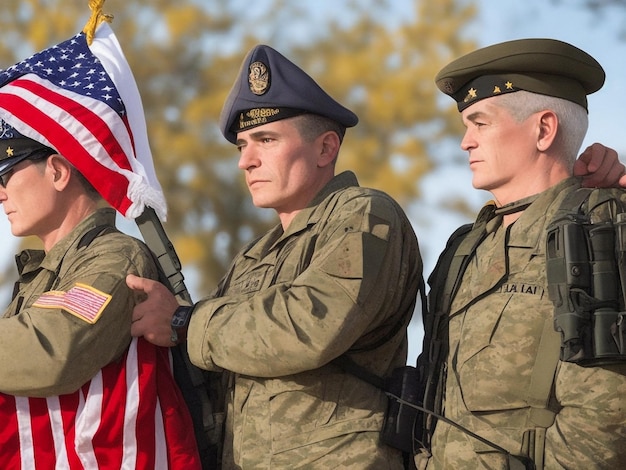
[1,0,625,363]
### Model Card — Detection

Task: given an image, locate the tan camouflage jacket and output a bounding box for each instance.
[424,178,626,469]
[187,171,422,469]
[0,208,158,396]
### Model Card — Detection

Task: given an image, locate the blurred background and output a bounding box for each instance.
[1,0,625,364]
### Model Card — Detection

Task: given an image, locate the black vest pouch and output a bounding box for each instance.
[380,365,423,453]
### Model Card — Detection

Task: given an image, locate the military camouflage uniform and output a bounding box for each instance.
[421,177,626,469]
[187,171,422,469]
[0,208,158,396]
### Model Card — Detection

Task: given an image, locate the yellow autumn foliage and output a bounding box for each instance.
[0,0,476,297]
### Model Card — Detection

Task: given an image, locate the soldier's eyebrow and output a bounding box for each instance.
[248,130,280,140]
[236,129,281,145]
[465,110,485,122]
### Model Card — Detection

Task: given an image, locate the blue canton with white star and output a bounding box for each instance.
[0,32,125,117]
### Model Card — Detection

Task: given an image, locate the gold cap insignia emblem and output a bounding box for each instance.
[248,61,270,95]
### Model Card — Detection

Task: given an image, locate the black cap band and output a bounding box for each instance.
[231,107,308,134]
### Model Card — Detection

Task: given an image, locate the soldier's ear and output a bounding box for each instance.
[317,130,340,168]
[536,110,558,152]
[46,154,72,189]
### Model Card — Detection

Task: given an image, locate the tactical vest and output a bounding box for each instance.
[547,187,626,366]
[419,187,626,470]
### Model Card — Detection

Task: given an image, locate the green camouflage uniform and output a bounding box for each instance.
[187,171,422,469]
[423,177,626,469]
[0,208,158,396]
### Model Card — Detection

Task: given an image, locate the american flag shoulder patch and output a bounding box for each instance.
[32,283,112,324]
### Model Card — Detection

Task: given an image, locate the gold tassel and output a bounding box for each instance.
[82,0,114,45]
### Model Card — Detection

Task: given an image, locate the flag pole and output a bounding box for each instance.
[83,0,114,46]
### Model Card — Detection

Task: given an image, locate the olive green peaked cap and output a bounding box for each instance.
[435,38,605,112]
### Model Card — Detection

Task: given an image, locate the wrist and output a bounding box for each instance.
[170,304,193,345]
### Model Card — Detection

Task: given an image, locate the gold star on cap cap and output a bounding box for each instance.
[435,38,605,112]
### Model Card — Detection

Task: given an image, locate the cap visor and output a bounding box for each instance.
[0,154,32,176]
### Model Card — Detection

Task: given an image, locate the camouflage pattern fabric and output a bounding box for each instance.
[187,171,422,469]
[1,208,159,396]
[425,177,626,469]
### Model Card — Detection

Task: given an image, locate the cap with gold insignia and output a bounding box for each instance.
[435,38,605,112]
[0,119,55,177]
[219,44,358,144]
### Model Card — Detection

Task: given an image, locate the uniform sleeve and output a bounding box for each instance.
[188,193,419,377]
[544,360,626,468]
[0,234,157,397]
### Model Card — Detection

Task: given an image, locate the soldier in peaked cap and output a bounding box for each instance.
[435,38,605,112]
[219,44,358,144]
[128,44,422,469]
[0,129,56,178]
[416,39,626,470]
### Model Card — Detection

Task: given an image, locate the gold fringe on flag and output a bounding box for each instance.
[83,0,114,45]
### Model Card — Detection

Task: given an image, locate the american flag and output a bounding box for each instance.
[0,338,202,469]
[0,23,166,220]
[32,283,112,324]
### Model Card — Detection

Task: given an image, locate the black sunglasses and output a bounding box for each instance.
[0,169,15,188]
[0,150,53,188]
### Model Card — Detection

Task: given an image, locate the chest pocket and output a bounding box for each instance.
[228,264,272,296]
[455,290,549,411]
[225,231,318,297]
[270,234,318,287]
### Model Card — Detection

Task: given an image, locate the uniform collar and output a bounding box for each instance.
[308,171,359,207]
[471,177,581,247]
[34,208,117,273]
[279,171,359,239]
[243,171,360,260]
[508,177,581,248]
[494,193,540,217]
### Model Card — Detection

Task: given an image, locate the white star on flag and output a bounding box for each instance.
[0,23,167,221]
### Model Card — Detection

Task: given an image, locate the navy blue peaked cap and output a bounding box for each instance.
[0,119,55,176]
[219,44,358,144]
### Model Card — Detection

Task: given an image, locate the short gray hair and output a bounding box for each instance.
[494,91,588,166]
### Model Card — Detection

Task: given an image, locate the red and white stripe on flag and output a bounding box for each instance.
[0,338,201,469]
[0,23,166,221]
